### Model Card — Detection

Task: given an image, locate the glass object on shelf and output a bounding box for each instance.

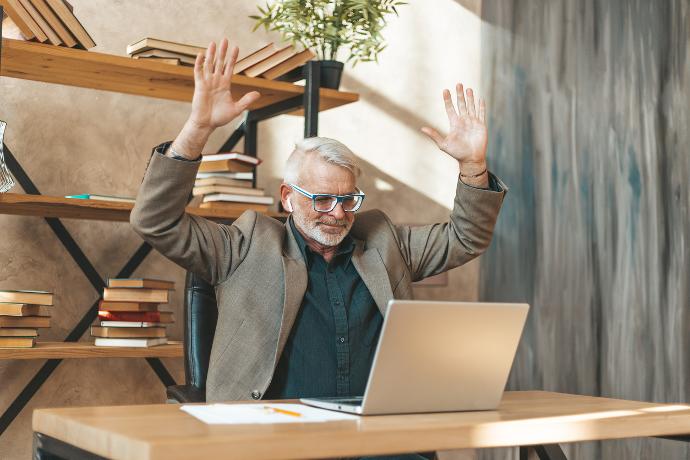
[0,121,16,193]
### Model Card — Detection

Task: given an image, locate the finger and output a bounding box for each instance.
[420,127,445,148]
[216,38,228,77]
[443,89,458,124]
[204,41,216,77]
[479,98,486,123]
[456,83,468,117]
[193,51,204,82]
[466,88,476,118]
[224,46,239,80]
[236,91,261,111]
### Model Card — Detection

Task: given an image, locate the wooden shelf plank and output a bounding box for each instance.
[0,341,183,359]
[0,193,287,222]
[0,39,358,111]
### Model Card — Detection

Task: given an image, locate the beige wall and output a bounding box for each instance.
[0,1,484,457]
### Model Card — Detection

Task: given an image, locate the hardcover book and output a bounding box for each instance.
[94,337,168,348]
[98,301,159,312]
[199,202,269,213]
[0,336,35,347]
[107,278,175,290]
[44,0,96,48]
[0,303,44,316]
[102,288,169,304]
[243,45,295,78]
[97,310,173,323]
[91,326,166,338]
[0,290,53,305]
[233,43,275,74]
[202,193,274,205]
[198,159,256,174]
[0,315,50,328]
[127,37,204,57]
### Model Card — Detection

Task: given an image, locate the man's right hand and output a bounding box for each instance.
[169,38,261,160]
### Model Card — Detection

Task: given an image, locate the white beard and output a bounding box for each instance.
[292,211,353,247]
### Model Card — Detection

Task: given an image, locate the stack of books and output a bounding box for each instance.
[92,278,175,348]
[1,0,96,49]
[234,42,316,80]
[126,37,204,67]
[0,289,53,348]
[124,38,315,80]
[196,152,274,212]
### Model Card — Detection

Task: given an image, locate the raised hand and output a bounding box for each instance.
[421,83,489,185]
[170,39,261,160]
[189,39,260,130]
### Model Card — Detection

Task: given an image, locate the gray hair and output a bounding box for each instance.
[283,137,361,184]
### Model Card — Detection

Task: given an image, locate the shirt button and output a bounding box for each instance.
[251,390,261,400]
[339,337,346,343]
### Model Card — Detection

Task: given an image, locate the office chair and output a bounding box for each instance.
[166,271,217,403]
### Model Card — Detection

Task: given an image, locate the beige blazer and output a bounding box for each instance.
[131,151,506,402]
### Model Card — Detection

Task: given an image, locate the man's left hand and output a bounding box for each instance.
[421,83,489,182]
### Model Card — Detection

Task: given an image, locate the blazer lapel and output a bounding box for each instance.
[275,219,308,367]
[351,240,394,317]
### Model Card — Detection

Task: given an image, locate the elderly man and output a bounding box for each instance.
[131,38,505,426]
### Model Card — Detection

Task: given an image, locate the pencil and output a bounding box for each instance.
[264,406,302,417]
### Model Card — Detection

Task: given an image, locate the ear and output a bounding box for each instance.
[280,183,293,213]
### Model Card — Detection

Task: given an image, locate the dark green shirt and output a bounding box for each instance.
[264,218,383,399]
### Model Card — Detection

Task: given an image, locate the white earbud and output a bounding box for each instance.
[285,198,293,212]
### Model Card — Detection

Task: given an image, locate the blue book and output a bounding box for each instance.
[66,194,136,203]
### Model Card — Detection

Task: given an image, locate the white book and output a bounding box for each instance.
[94,337,168,347]
[195,177,253,188]
[203,194,275,205]
[201,152,261,165]
[192,185,265,197]
[100,321,166,328]
[196,172,254,180]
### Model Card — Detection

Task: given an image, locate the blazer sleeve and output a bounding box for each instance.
[394,173,507,282]
[129,144,254,285]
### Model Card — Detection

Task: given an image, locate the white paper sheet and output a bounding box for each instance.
[180,403,359,424]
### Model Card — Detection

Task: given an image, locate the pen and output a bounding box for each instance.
[264,406,302,417]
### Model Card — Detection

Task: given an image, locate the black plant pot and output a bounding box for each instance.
[319,60,344,89]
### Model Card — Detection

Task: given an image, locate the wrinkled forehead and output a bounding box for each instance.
[298,155,357,195]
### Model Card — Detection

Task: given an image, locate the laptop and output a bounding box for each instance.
[300,300,529,415]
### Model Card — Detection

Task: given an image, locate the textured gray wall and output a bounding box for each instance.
[478,1,689,459]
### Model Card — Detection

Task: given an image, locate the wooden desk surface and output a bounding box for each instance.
[32,391,690,460]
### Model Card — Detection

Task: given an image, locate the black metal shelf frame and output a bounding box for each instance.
[0,10,321,435]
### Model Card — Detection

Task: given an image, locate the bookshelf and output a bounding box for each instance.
[0,38,358,111]
[0,20,358,435]
[0,193,287,222]
[0,341,183,360]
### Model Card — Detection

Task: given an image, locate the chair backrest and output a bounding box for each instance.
[182,271,218,391]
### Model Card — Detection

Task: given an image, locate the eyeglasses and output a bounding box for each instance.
[289,183,365,213]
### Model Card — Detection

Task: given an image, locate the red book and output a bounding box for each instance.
[97,310,174,323]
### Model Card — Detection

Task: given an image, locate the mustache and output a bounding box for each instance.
[318,217,349,226]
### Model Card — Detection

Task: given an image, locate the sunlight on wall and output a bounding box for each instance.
[261,0,484,208]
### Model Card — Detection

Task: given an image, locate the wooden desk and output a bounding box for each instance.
[32,391,690,460]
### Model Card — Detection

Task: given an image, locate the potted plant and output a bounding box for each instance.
[250,0,407,89]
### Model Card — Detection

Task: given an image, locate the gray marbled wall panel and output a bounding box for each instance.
[478,1,689,459]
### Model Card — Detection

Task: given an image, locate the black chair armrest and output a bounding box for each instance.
[166,384,206,403]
